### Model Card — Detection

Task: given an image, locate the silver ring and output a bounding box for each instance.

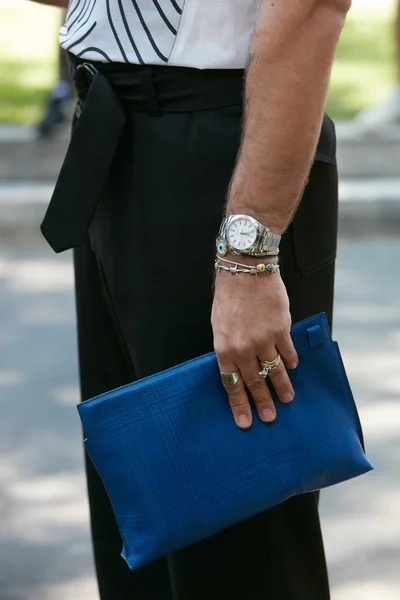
[259,365,279,378]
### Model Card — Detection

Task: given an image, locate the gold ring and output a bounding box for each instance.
[220,371,241,386]
[259,355,281,370]
[258,354,281,378]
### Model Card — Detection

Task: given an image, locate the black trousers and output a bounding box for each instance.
[71,61,338,600]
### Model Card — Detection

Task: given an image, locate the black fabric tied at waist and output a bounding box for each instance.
[40,58,245,253]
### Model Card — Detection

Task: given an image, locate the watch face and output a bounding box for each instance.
[226,217,258,251]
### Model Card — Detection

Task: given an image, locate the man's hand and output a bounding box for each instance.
[212,268,298,429]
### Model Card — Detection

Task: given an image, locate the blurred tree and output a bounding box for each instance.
[353,0,400,129]
[36,11,73,139]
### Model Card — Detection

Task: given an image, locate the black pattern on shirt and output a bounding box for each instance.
[61,0,185,63]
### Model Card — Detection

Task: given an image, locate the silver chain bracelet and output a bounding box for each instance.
[215,257,280,276]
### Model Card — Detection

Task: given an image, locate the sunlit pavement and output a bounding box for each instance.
[0,234,399,600]
[320,236,400,599]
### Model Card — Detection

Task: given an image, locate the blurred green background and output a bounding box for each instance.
[0,0,397,123]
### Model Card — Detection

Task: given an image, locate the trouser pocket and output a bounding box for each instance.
[291,115,338,277]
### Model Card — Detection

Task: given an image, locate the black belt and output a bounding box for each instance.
[41,59,244,253]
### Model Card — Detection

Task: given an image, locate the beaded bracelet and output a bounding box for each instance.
[215,256,280,276]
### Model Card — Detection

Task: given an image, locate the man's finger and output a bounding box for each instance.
[218,361,252,429]
[268,355,294,404]
[278,332,298,370]
[240,358,276,423]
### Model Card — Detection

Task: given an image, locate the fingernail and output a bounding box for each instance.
[282,393,294,403]
[261,409,276,423]
[288,362,298,370]
[238,414,251,429]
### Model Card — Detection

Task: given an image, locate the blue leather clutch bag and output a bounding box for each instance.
[78,313,372,570]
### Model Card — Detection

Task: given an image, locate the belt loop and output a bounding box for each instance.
[140,67,162,116]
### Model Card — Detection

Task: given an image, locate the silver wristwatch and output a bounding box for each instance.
[218,214,281,256]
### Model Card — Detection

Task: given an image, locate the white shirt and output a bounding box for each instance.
[60,0,261,69]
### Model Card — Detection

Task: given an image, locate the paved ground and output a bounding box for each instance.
[0,233,399,600]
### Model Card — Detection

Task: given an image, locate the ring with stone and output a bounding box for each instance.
[258,354,281,378]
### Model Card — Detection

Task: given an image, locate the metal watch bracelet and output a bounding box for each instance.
[219,214,281,256]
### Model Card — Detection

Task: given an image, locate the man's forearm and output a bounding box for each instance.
[29,0,68,7]
[228,0,351,234]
